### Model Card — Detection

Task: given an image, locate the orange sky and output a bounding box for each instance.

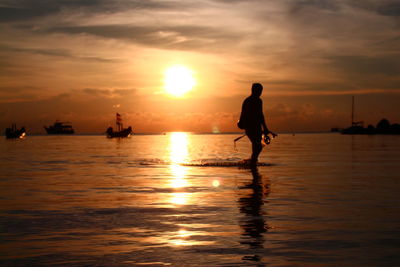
[1,0,399,133]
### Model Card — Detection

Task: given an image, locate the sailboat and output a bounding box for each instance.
[341,96,365,134]
[106,113,133,138]
[341,96,400,135]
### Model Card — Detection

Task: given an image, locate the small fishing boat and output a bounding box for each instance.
[5,124,26,139]
[106,113,133,138]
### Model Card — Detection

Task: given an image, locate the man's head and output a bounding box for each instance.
[251,83,263,97]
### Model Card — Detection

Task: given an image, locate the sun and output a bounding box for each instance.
[164,65,195,97]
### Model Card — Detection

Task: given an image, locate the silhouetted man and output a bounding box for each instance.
[238,83,277,164]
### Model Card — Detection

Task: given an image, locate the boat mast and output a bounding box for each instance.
[351,96,354,126]
[116,113,122,131]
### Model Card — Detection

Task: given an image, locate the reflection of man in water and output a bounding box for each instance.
[239,83,277,164]
[238,167,270,262]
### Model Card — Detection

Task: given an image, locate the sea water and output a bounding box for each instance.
[0,133,399,266]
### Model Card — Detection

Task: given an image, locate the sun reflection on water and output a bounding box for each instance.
[169,132,189,164]
[169,165,188,188]
[167,229,213,247]
[169,192,191,205]
[168,132,191,206]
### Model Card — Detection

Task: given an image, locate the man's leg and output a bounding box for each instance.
[251,137,262,163]
[246,129,262,164]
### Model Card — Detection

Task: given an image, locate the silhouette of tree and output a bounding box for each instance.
[376,118,390,130]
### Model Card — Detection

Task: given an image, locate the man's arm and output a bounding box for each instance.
[260,100,277,137]
[260,99,269,133]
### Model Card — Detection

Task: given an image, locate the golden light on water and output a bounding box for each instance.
[168,132,191,206]
[169,193,190,206]
[166,229,213,247]
[164,65,195,97]
[169,229,193,246]
[169,132,189,164]
[169,165,188,189]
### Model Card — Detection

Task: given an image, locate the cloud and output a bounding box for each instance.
[286,0,400,18]
[1,86,399,133]
[83,88,136,97]
[287,0,340,13]
[42,24,241,52]
[347,0,400,17]
[0,86,43,102]
[0,0,186,23]
[376,1,400,17]
[0,44,115,62]
[326,55,400,76]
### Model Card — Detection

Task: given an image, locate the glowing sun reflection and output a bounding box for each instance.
[168,132,191,206]
[170,193,191,206]
[167,228,213,247]
[169,132,189,164]
[169,165,189,188]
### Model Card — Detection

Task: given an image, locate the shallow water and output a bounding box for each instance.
[1,133,400,266]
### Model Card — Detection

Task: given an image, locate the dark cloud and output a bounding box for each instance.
[0,0,195,23]
[287,0,400,17]
[327,55,400,76]
[0,0,104,22]
[0,6,46,22]
[288,0,340,14]
[348,0,400,17]
[0,44,117,62]
[0,0,239,53]
[376,2,400,17]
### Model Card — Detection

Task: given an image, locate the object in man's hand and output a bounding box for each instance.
[264,135,271,145]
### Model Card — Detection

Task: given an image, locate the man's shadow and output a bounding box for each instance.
[238,166,270,262]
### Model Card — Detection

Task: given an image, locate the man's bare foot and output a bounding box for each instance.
[238,158,252,165]
[238,158,258,166]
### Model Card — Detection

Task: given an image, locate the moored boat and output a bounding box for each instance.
[341,96,400,135]
[5,124,26,139]
[106,113,133,138]
[44,121,74,134]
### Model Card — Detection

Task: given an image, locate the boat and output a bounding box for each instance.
[341,96,366,134]
[106,113,133,138]
[44,121,74,134]
[5,124,26,139]
[341,96,400,135]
